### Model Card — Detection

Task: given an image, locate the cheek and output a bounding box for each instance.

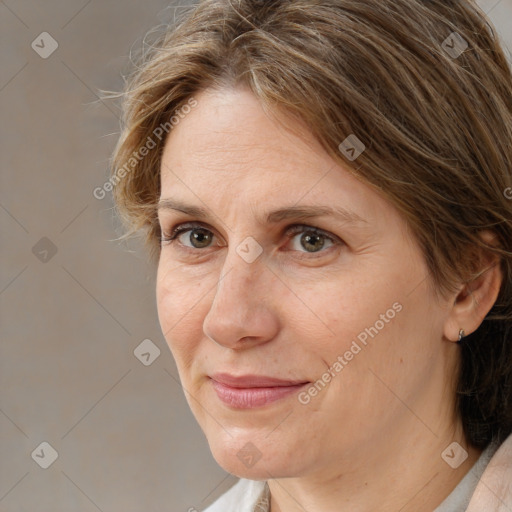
[300,270,391,347]
[311,271,440,411]
[302,258,425,383]
[156,256,214,324]
[156,263,215,363]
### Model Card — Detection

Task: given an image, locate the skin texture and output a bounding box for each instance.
[156,87,502,512]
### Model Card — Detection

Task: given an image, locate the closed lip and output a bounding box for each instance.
[209,372,309,388]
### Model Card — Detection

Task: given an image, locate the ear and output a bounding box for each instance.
[443,231,503,342]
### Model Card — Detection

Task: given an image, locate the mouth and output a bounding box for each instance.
[209,373,310,409]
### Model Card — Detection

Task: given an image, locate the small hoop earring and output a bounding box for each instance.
[457,329,465,343]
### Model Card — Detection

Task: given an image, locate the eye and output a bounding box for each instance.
[161,223,219,249]
[286,225,337,254]
[160,222,341,255]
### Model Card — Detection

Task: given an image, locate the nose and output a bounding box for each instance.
[203,250,280,350]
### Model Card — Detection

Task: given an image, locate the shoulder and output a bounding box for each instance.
[202,479,267,512]
[466,432,512,512]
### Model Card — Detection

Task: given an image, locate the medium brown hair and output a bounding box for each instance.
[111,0,512,449]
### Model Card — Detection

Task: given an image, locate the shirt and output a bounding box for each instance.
[203,432,512,511]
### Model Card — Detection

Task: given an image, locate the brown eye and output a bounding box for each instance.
[287,226,336,254]
[186,228,214,248]
[161,224,218,249]
[299,232,326,252]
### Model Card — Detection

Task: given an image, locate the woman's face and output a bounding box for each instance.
[156,87,457,479]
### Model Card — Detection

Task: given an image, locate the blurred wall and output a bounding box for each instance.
[1,1,511,511]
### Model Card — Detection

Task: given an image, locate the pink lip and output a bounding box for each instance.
[209,373,309,409]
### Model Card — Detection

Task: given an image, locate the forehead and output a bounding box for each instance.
[162,88,325,178]
[159,87,385,221]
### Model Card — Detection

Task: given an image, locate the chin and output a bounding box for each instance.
[206,428,301,480]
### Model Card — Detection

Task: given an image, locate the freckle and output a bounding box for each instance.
[400,358,403,363]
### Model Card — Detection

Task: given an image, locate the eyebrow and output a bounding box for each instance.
[157,198,367,226]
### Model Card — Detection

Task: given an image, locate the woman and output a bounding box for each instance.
[111,0,512,510]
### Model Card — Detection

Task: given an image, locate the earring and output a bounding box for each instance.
[457,329,465,343]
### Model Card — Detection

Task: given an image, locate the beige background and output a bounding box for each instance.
[1,1,511,510]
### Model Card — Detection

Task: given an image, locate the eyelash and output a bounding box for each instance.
[160,222,341,255]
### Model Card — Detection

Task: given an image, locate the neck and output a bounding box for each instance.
[268,420,482,512]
